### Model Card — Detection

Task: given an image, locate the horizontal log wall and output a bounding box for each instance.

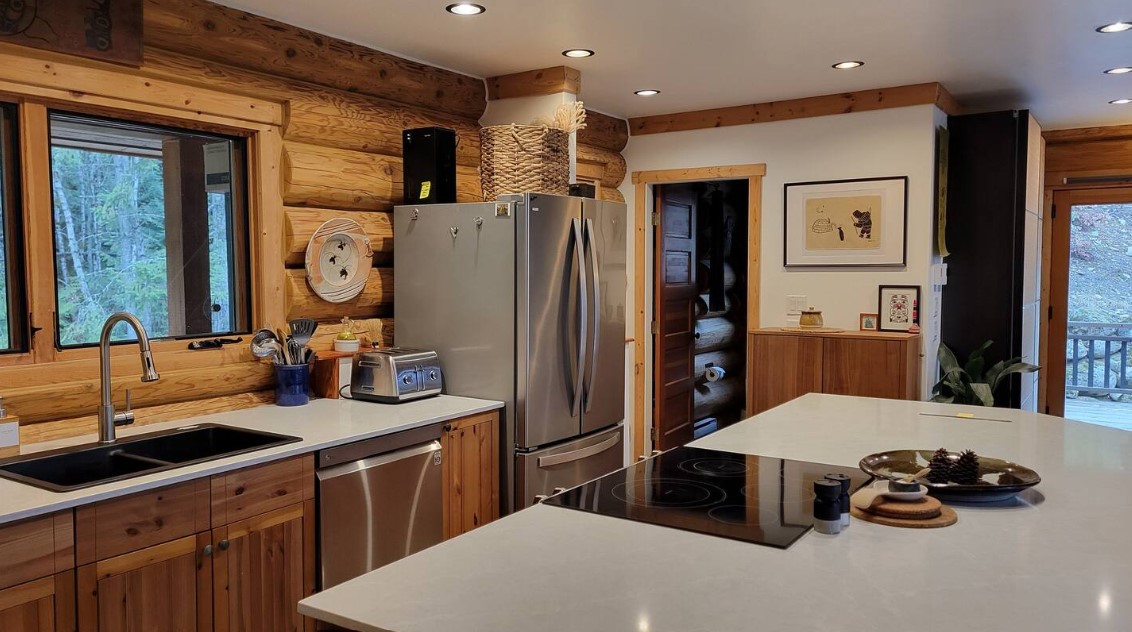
[2,0,485,440]
[576,112,631,202]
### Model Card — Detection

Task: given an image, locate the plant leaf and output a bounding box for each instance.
[938,343,962,374]
[990,361,1040,392]
[971,382,995,406]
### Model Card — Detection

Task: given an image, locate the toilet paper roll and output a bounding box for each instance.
[705,365,726,383]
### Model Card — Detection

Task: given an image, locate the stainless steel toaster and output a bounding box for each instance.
[350,347,443,403]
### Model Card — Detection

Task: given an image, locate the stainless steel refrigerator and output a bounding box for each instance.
[394,193,627,511]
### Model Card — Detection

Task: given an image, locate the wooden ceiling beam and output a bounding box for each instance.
[486,66,581,100]
[1043,123,1132,144]
[629,82,962,135]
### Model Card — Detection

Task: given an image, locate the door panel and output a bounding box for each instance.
[653,186,698,450]
[0,573,73,632]
[519,194,584,448]
[79,534,211,632]
[214,506,308,632]
[822,338,906,399]
[580,199,627,434]
[443,413,500,538]
[749,334,823,415]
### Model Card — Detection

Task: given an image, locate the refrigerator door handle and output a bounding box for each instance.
[583,217,601,413]
[571,218,587,418]
[537,432,620,468]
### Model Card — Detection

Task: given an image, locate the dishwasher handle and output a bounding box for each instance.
[316,440,442,481]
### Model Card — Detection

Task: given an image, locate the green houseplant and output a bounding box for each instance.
[931,341,1039,406]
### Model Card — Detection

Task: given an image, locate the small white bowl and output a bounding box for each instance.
[873,479,929,501]
[333,338,361,352]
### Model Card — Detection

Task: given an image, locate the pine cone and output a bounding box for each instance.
[927,448,953,484]
[951,449,981,485]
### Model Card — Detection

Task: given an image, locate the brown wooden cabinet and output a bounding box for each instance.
[442,411,500,540]
[0,573,76,632]
[74,457,315,632]
[0,511,75,632]
[748,328,921,415]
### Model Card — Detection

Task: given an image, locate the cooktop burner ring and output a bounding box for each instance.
[610,477,727,509]
[677,457,750,478]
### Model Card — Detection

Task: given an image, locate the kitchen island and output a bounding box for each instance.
[299,393,1132,632]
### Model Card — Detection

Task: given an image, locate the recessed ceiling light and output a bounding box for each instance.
[446,3,485,15]
[634,89,660,96]
[1096,21,1132,33]
[1111,98,1132,105]
[1105,66,1132,74]
[562,49,595,58]
[832,60,865,70]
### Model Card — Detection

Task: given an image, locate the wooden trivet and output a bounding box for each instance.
[850,504,958,529]
[863,495,943,520]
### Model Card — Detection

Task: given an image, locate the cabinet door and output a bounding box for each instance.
[0,572,76,632]
[822,338,910,399]
[77,534,211,632]
[748,334,823,414]
[443,412,500,539]
[212,503,313,632]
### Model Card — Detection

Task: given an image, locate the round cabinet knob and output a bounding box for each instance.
[202,544,213,556]
[218,540,230,551]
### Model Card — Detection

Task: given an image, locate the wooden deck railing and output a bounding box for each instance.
[1067,322,1132,395]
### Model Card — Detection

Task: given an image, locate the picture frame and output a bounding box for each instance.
[783,176,908,267]
[859,313,879,331]
[877,285,921,332]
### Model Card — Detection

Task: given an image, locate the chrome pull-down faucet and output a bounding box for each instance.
[98,312,160,444]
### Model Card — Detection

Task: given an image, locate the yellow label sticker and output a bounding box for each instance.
[956,413,975,419]
[419,181,432,199]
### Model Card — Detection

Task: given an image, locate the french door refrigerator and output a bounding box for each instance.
[394,193,627,511]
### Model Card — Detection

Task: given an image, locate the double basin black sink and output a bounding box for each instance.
[0,424,302,492]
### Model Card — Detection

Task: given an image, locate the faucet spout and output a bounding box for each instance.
[98,312,160,444]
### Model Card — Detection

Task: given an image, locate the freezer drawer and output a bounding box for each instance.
[516,424,624,509]
[317,439,443,589]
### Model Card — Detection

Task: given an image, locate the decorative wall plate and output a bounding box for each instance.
[305,218,373,303]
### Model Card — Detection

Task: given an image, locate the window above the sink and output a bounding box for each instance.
[47,112,251,347]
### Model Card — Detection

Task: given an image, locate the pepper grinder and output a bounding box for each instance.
[813,480,842,535]
[825,473,852,528]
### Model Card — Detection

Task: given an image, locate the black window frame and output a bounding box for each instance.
[45,109,252,350]
[0,101,27,355]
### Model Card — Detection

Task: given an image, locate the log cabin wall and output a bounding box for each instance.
[0,0,632,444]
[0,0,491,442]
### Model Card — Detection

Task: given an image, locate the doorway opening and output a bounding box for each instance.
[1049,187,1132,431]
[653,180,750,449]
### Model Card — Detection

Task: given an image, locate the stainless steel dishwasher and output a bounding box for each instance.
[316,424,443,589]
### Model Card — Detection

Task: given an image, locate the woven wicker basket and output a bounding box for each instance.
[480,124,570,199]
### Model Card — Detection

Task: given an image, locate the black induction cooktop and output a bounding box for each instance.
[541,446,870,549]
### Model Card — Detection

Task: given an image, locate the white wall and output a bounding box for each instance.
[621,105,946,449]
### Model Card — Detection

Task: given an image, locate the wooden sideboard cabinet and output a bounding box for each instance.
[748,328,922,415]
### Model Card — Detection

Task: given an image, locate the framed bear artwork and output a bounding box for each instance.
[783,176,908,267]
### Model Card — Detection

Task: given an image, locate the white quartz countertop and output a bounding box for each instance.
[0,395,502,525]
[299,393,1132,632]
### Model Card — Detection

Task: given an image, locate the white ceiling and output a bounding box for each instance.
[214,0,1132,130]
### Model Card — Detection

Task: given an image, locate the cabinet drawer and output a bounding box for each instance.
[0,512,73,590]
[211,455,314,526]
[75,479,210,564]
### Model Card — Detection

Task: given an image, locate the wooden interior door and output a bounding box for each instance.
[653,185,698,450]
[77,534,212,632]
[212,504,311,632]
[0,572,75,632]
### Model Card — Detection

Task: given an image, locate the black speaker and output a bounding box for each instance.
[402,127,457,204]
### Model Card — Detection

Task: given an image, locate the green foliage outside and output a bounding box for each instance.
[51,147,237,346]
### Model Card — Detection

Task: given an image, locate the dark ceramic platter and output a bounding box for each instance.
[859,450,1041,502]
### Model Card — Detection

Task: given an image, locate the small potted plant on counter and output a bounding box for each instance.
[931,340,1039,407]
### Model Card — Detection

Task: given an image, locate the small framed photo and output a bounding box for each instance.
[877,285,920,332]
[859,313,879,331]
